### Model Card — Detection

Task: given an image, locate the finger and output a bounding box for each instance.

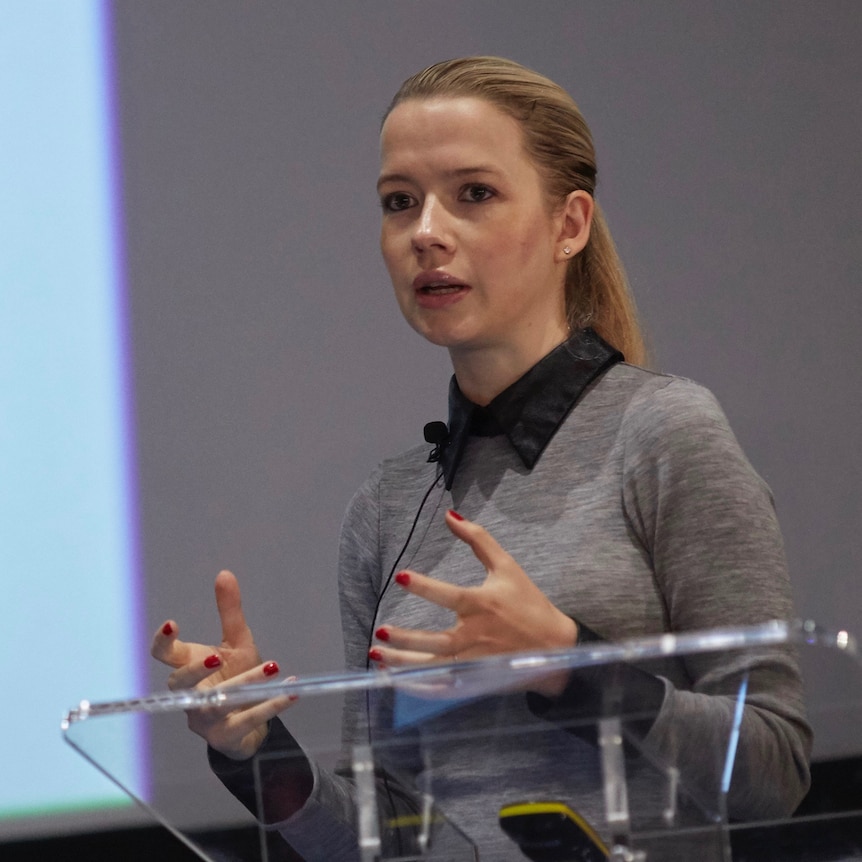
[194,693,297,751]
[214,570,255,649]
[392,569,470,613]
[168,652,282,692]
[187,668,298,748]
[216,659,285,690]
[151,620,177,662]
[445,510,511,573]
[368,645,439,668]
[374,623,457,658]
[216,694,296,732]
[151,620,200,668]
[168,652,227,690]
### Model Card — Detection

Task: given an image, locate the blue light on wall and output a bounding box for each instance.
[0,0,145,823]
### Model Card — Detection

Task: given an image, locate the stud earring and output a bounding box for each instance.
[563,246,572,255]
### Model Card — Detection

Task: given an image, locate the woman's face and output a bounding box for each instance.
[378,97,572,358]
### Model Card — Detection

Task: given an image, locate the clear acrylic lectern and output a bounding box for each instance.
[63,621,862,861]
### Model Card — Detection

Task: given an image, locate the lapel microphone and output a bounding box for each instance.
[423,421,449,463]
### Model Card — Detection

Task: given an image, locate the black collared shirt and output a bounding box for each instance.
[440,328,623,489]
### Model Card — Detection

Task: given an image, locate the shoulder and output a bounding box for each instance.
[342,443,436,528]
[602,366,777,531]
[575,363,738,461]
[594,363,738,455]
[598,362,723,417]
[583,364,771,510]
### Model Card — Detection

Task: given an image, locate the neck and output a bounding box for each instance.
[449,323,570,406]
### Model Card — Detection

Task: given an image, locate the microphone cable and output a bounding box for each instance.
[360,428,448,856]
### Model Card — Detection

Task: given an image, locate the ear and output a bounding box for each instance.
[554,190,593,262]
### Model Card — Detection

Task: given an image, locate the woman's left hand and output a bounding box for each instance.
[370,510,577,675]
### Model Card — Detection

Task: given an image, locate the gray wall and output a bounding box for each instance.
[111,0,861,815]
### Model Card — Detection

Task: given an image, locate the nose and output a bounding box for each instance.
[411,196,454,256]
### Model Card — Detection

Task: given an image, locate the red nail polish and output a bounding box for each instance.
[263,661,279,677]
[161,622,174,636]
[395,572,411,587]
[203,654,221,669]
[448,509,465,521]
[368,648,383,662]
[375,627,390,642]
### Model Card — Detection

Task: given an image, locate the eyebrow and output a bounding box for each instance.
[376,165,501,191]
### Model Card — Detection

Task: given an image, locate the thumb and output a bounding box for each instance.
[214,570,254,648]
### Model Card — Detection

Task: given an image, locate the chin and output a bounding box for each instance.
[406,319,477,350]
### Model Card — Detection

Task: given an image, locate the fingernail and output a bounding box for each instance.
[161,622,174,636]
[368,648,383,662]
[263,661,279,677]
[375,627,390,642]
[395,572,411,587]
[448,509,465,521]
[203,654,221,669]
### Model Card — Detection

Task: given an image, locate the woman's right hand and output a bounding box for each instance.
[151,569,295,761]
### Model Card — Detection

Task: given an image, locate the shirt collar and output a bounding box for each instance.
[439,328,623,489]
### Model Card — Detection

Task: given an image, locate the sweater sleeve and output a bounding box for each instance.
[208,468,424,862]
[271,466,426,860]
[620,377,811,819]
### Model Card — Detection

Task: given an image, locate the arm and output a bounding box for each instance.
[259,467,428,860]
[151,572,322,852]
[619,378,811,819]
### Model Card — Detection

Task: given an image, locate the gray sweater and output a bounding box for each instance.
[238,353,811,860]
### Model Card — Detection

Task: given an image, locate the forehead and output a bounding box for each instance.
[379,96,532,179]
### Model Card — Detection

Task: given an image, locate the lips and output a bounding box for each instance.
[420,283,462,295]
[412,269,469,293]
[411,270,470,309]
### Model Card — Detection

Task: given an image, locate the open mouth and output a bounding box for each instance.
[419,283,465,295]
[412,271,470,305]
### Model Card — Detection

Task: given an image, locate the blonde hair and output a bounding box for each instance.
[385,56,647,366]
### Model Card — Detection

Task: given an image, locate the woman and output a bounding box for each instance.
[153,57,811,859]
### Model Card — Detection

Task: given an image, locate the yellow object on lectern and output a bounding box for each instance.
[499,801,609,861]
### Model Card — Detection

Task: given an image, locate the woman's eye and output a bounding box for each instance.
[460,184,494,203]
[381,192,415,212]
